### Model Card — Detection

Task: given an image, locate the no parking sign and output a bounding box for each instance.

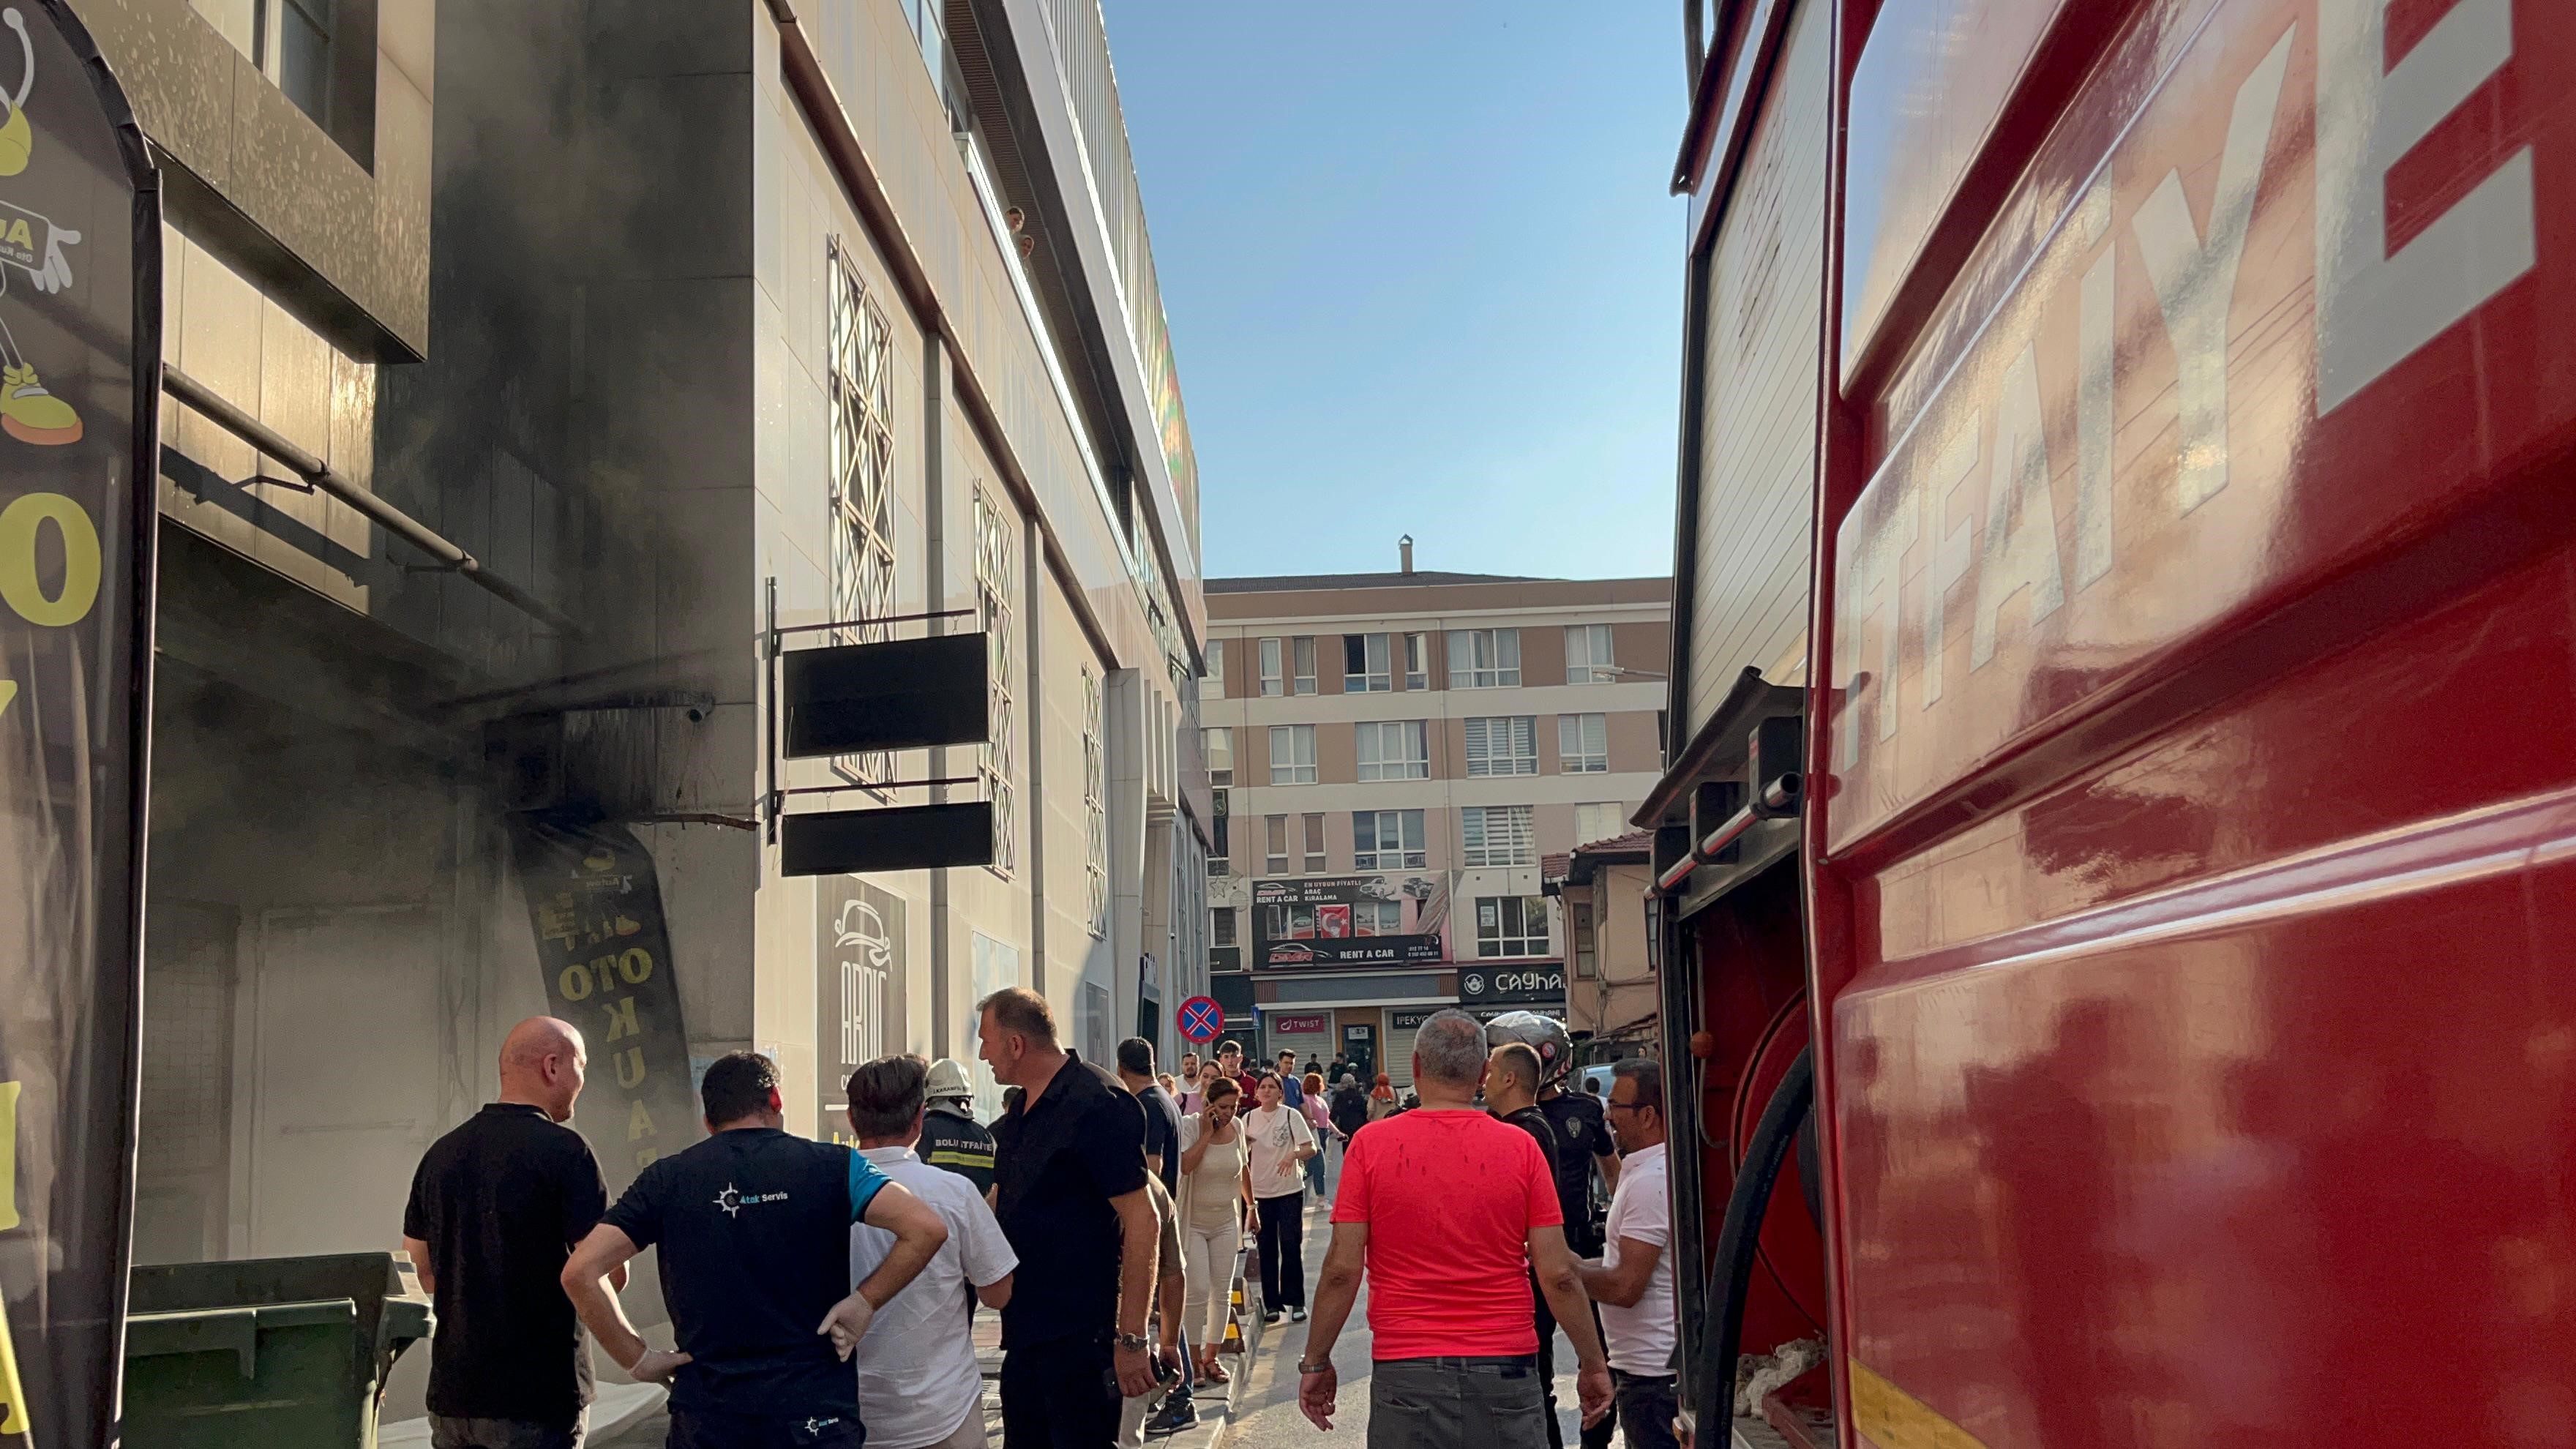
[1177,995,1223,1043]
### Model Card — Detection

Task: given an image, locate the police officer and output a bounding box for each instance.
[917,1057,997,1198]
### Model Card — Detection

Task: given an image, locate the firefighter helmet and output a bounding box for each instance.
[1483,1011,1574,1084]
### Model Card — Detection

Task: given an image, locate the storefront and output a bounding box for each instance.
[1261,1010,1335,1073]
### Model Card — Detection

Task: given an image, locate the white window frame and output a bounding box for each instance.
[1344,633,1393,692]
[1205,727,1234,787]
[1265,815,1289,875]
[1560,714,1609,774]
[1292,637,1319,694]
[1464,716,1539,778]
[1447,628,1521,689]
[1356,720,1430,782]
[1567,624,1618,684]
[1269,724,1318,785]
[1352,809,1427,869]
[1302,812,1328,873]
[1461,804,1535,867]
[1259,637,1284,696]
[1404,632,1429,691]
[1352,899,1403,935]
[1475,896,1551,957]
[1204,639,1226,699]
[1575,801,1627,845]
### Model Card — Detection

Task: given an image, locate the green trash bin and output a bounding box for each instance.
[124,1254,434,1449]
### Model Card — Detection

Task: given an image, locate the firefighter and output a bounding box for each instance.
[1488,1011,1622,1449]
[916,1058,997,1199]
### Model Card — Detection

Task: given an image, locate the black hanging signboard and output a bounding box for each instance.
[0,6,160,1447]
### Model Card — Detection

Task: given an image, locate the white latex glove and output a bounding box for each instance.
[816,1291,877,1360]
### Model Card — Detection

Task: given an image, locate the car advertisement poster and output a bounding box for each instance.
[1251,875,1445,969]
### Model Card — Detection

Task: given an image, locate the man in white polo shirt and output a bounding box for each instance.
[1576,1059,1679,1449]
[845,1055,1019,1449]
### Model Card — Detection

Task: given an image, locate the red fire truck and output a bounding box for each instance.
[1647,1,2576,1445]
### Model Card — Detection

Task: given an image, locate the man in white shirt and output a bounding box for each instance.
[1576,1060,1679,1449]
[845,1055,1020,1449]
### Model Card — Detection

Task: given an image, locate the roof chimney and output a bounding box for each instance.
[1399,535,1415,575]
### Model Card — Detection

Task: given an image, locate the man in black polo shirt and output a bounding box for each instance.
[979,988,1161,1448]
[402,1018,610,1449]
[560,1053,950,1449]
[1114,1036,1181,1194]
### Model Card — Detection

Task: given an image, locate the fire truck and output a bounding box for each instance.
[1644,1,2576,1445]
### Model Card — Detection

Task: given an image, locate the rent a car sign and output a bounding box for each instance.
[1829,0,2575,853]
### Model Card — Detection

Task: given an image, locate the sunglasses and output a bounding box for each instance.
[1605,1099,1655,1115]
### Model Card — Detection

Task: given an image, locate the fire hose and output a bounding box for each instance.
[1692,1044,1813,1434]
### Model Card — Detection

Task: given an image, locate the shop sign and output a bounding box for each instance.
[1389,1008,1440,1031]
[0,8,161,1445]
[815,879,907,1144]
[515,820,699,1189]
[1459,965,1566,1006]
[1251,875,1444,969]
[1269,1013,1330,1035]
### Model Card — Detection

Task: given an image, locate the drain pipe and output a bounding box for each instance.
[161,363,584,637]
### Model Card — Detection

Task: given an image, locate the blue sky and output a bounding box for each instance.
[1100,3,1689,583]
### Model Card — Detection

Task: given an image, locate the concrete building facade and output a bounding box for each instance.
[91,0,1208,1425]
[1202,564,1666,1087]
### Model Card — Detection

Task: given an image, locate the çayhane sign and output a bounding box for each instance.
[1459,965,1566,1005]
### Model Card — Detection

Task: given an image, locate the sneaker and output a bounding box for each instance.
[1262,1309,1283,1326]
[0,364,79,446]
[1290,1306,1307,1322]
[1146,1391,1200,1437]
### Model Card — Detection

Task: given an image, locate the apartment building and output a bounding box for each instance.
[1202,557,1668,1087]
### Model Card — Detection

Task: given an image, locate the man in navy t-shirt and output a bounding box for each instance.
[561,1053,950,1449]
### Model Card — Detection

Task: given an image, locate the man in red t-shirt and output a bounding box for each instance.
[1296,1010,1611,1442]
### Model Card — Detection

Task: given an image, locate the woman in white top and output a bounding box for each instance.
[1240,1074,1317,1323]
[1176,1077,1251,1385]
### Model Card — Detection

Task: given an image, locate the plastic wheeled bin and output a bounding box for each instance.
[124,1253,433,1449]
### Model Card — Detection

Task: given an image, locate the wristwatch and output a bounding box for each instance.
[1116,1332,1153,1352]
[1298,1360,1332,1375]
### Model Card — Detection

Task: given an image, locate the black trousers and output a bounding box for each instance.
[1255,1192,1306,1308]
[1611,1371,1682,1449]
[1532,1287,1616,1449]
[1000,1334,1119,1448]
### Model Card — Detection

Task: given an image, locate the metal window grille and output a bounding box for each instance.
[828,239,900,790]
[1084,668,1108,937]
[974,486,1016,875]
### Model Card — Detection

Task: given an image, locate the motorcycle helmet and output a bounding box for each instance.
[1483,1010,1574,1085]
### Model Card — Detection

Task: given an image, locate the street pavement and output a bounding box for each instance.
[1219,1197,1590,1448]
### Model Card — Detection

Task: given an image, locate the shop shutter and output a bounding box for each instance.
[1382,1008,1435,1094]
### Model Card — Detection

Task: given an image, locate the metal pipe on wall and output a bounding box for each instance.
[160,362,585,637]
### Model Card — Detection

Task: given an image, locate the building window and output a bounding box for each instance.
[1303,813,1328,873]
[1447,628,1521,689]
[1571,902,1597,977]
[1461,805,1535,866]
[1465,716,1539,777]
[1404,632,1429,690]
[1357,720,1430,781]
[1269,724,1317,785]
[1344,634,1393,692]
[1476,896,1550,957]
[1352,809,1427,869]
[1083,668,1107,938]
[1205,727,1233,786]
[973,486,1016,875]
[1292,637,1319,694]
[828,239,900,789]
[1259,637,1284,696]
[1265,815,1289,875]
[1213,907,1238,947]
[1560,714,1609,774]
[1575,801,1627,845]
[1353,899,1403,935]
[1205,640,1226,699]
[1567,624,1617,684]
[1209,795,1231,876]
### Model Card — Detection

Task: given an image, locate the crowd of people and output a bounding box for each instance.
[398,997,1677,1449]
